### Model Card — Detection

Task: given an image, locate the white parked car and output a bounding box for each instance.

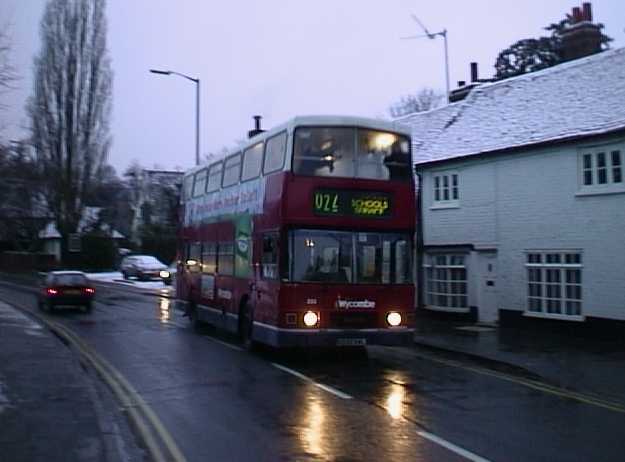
[161,262,177,286]
[120,255,168,281]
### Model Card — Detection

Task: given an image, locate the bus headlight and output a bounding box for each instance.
[303,311,319,327]
[386,311,402,327]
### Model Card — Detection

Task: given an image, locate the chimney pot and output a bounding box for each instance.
[582,2,592,21]
[470,62,479,83]
[572,7,582,23]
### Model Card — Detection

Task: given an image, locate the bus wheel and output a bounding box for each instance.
[239,303,254,350]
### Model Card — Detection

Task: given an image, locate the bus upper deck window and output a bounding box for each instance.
[293,128,355,178]
[357,130,411,181]
[263,132,287,174]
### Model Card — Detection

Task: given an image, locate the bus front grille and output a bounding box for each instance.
[329,311,377,329]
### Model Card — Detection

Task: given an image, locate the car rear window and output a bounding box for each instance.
[53,274,87,286]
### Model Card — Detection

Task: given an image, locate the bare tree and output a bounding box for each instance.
[0,22,19,128]
[28,0,113,262]
[389,88,444,118]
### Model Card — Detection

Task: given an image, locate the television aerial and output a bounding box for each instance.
[401,14,450,100]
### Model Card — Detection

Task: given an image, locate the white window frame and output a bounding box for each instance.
[431,171,460,209]
[423,254,469,312]
[577,143,624,196]
[524,250,584,321]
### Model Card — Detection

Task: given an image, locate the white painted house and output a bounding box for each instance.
[402,47,625,326]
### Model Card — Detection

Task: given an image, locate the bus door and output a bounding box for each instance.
[215,224,235,317]
[255,233,281,325]
[199,227,218,308]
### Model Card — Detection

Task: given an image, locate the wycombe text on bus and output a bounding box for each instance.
[176,116,416,348]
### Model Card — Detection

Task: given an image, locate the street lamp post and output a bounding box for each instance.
[149,69,200,166]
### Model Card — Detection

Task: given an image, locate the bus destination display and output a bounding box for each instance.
[312,189,392,218]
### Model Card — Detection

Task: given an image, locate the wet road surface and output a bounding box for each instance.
[1,281,624,462]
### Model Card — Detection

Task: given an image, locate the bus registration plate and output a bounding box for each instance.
[337,338,366,347]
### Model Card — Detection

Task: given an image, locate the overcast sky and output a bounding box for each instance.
[2,0,624,174]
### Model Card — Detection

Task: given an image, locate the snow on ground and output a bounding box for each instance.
[86,272,123,281]
[86,272,174,295]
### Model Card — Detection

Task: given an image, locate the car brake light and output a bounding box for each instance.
[84,288,95,294]
[46,288,58,295]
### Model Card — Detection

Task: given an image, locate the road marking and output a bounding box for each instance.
[271,361,489,461]
[271,363,353,400]
[0,298,188,462]
[50,321,188,462]
[391,347,625,415]
[417,430,491,462]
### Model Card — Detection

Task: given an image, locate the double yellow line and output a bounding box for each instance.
[36,314,187,462]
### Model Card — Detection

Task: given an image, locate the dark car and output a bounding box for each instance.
[38,271,95,313]
[120,255,168,281]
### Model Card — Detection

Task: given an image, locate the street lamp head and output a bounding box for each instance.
[149,69,171,75]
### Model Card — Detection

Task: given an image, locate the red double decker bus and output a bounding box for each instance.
[176,115,415,348]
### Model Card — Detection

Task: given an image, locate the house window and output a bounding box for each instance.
[612,150,622,183]
[424,254,468,310]
[433,172,459,205]
[526,251,582,318]
[580,146,623,192]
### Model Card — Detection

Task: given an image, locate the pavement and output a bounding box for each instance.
[413,312,625,407]
[0,300,141,462]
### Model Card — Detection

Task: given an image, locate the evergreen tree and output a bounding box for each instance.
[494,15,612,80]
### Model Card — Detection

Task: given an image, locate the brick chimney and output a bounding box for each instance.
[449,62,494,103]
[559,2,602,62]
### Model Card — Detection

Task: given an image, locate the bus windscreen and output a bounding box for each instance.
[290,229,412,284]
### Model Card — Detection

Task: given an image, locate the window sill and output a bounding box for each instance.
[575,187,625,197]
[424,305,470,314]
[523,311,585,322]
[430,202,460,210]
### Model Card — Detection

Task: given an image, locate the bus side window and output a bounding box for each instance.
[262,234,278,279]
[187,242,201,272]
[242,142,263,181]
[218,241,234,276]
[263,132,287,175]
[201,242,217,274]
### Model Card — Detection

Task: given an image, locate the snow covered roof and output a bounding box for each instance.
[39,220,126,240]
[399,47,625,167]
[39,222,62,239]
